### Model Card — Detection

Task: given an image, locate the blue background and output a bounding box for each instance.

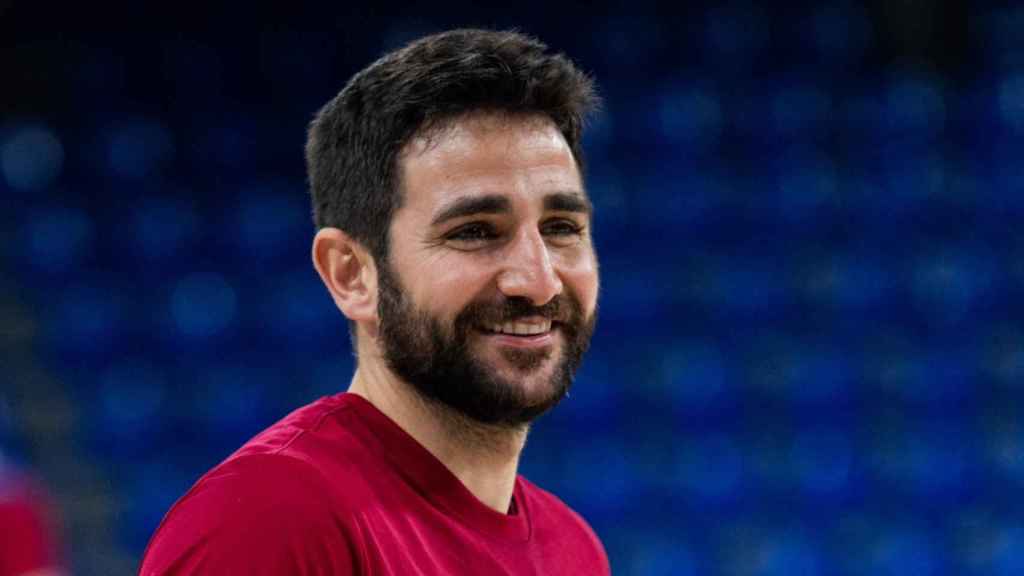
[2,2,1024,574]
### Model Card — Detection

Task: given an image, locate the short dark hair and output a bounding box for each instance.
[305,28,599,263]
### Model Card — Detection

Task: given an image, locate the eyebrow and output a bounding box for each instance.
[430,191,592,227]
[430,195,511,227]
[544,192,592,215]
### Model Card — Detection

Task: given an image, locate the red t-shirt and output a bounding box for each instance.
[140,393,609,575]
[0,468,62,576]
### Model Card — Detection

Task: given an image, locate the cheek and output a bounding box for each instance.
[417,263,493,314]
[562,256,599,314]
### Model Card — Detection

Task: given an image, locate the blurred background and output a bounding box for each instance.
[2,1,1024,574]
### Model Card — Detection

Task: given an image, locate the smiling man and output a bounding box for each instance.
[141,29,608,575]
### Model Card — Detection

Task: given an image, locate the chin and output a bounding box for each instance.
[496,359,565,400]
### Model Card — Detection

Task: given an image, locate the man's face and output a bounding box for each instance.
[376,113,599,427]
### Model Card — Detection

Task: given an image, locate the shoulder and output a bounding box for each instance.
[172,452,348,519]
[140,403,372,576]
[518,476,610,574]
[141,454,363,575]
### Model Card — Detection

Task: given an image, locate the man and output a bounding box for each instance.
[140,28,608,575]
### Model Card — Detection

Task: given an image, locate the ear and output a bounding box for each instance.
[312,228,379,325]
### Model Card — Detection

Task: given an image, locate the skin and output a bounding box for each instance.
[312,112,599,514]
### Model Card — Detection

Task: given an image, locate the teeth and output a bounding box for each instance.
[489,320,551,336]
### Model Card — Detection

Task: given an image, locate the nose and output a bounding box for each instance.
[496,228,563,305]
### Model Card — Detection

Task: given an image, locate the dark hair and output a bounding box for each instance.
[305,28,599,263]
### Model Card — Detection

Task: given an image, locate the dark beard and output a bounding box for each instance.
[375,262,596,427]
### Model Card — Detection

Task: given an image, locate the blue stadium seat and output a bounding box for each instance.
[104,118,174,180]
[0,123,64,193]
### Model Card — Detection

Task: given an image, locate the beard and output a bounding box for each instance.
[375,262,596,428]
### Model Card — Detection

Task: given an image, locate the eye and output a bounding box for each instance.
[542,219,585,244]
[446,222,499,245]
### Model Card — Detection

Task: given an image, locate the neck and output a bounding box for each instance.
[348,354,528,514]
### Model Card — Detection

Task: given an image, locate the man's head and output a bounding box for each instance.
[306,28,597,268]
[309,29,600,427]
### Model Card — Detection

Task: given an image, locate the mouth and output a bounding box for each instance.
[482,317,552,335]
[477,317,558,348]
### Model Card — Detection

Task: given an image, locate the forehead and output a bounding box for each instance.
[398,113,583,213]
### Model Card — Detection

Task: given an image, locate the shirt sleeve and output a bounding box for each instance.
[139,454,361,576]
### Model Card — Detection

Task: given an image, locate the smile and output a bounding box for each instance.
[478,318,558,349]
[484,318,552,336]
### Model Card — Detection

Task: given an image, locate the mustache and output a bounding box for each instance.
[458,295,575,326]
